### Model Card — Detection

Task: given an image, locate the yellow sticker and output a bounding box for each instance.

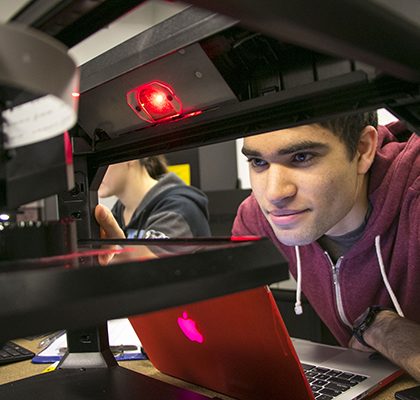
[167,164,191,185]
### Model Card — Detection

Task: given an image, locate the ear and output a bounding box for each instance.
[356,125,378,174]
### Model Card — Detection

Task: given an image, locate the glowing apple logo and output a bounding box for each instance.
[177,311,204,343]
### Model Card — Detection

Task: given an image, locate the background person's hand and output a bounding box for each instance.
[94,204,125,265]
[94,204,159,265]
[95,204,125,239]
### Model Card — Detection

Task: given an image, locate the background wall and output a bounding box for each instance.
[68,0,187,65]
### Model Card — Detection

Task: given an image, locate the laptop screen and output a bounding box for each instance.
[130,285,314,400]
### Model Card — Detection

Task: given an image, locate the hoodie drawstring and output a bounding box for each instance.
[294,246,303,315]
[294,236,404,318]
[375,235,405,317]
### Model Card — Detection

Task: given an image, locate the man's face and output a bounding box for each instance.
[98,162,128,199]
[243,124,367,246]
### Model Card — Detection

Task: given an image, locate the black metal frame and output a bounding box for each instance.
[85,73,419,169]
[68,5,420,173]
[11,0,147,48]
[0,238,287,344]
[79,6,237,93]
[186,0,420,82]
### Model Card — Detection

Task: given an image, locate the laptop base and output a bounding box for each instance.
[1,366,212,400]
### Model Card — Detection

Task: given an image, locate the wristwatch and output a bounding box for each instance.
[352,305,392,348]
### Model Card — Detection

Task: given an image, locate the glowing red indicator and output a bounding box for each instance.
[127,81,182,123]
[177,311,204,343]
[63,131,73,165]
[71,92,80,97]
[230,235,261,241]
[183,110,203,118]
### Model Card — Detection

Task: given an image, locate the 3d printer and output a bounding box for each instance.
[1,0,420,398]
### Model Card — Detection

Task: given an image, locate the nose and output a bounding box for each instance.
[264,166,297,204]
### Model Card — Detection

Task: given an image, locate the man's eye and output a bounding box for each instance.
[292,153,314,163]
[247,158,267,168]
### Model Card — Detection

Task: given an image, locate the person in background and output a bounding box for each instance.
[232,111,420,381]
[97,155,211,239]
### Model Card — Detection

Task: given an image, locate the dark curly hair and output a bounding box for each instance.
[317,111,378,159]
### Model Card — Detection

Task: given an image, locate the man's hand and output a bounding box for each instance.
[349,310,420,382]
[95,204,125,239]
[348,336,373,352]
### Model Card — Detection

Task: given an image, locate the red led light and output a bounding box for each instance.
[127,81,182,123]
[139,87,174,116]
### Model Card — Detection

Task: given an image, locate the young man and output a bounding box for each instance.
[232,112,420,381]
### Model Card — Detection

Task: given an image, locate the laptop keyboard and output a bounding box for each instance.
[302,363,367,399]
[0,341,35,365]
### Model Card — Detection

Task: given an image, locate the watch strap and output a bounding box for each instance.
[352,305,392,348]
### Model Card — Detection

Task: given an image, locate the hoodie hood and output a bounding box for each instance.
[369,122,417,208]
[369,121,413,189]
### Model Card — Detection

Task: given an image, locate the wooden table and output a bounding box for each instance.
[0,338,417,399]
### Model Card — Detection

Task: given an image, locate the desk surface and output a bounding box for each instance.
[0,338,417,399]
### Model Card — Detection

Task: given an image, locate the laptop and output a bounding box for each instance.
[129,286,401,400]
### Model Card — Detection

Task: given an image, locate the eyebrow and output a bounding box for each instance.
[242,141,330,157]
